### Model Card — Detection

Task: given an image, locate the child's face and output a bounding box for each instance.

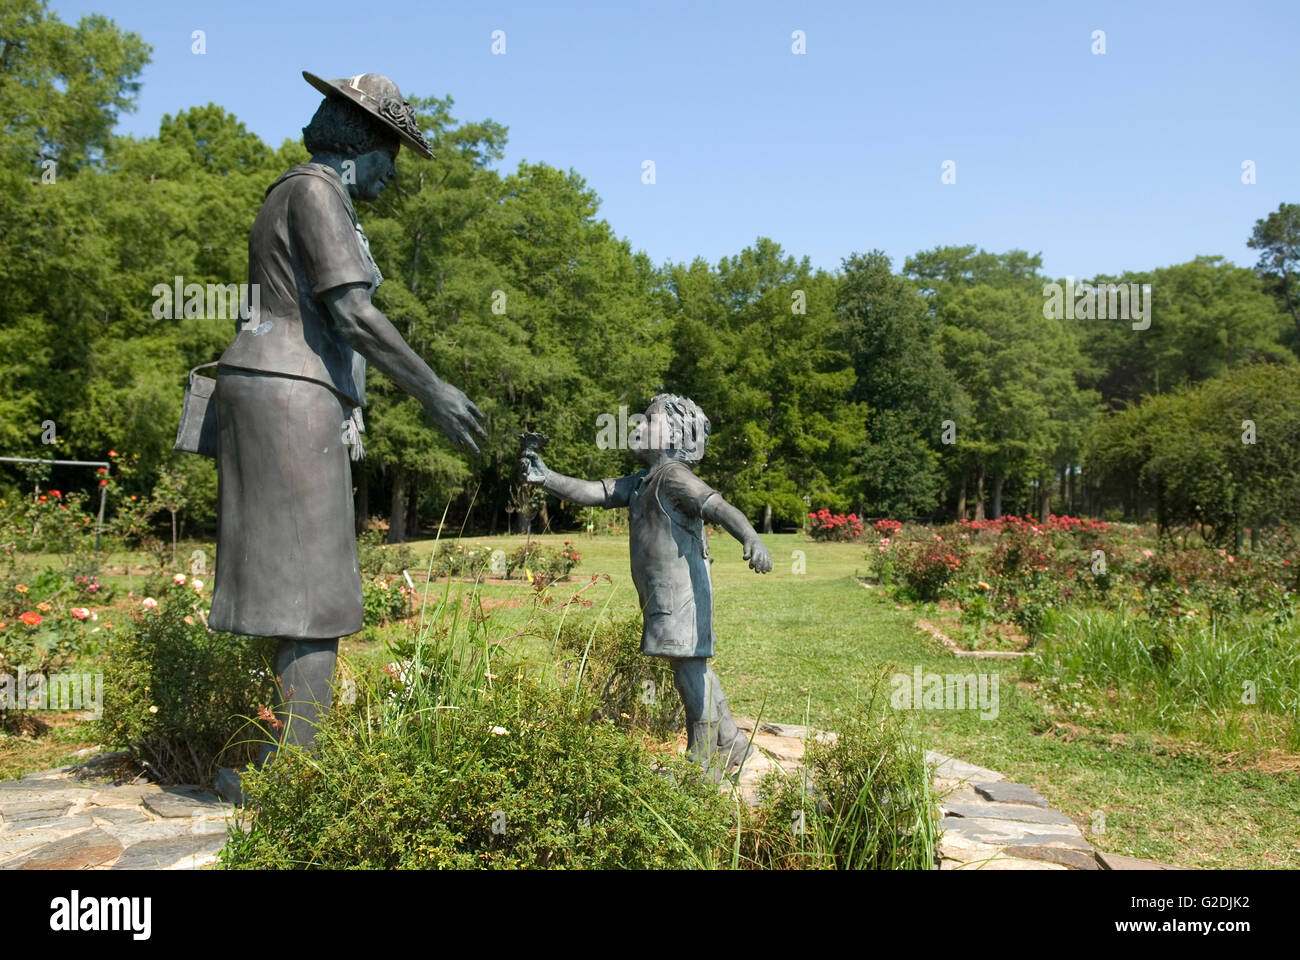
[629,401,673,466]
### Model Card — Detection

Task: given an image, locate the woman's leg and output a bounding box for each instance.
[256,637,339,766]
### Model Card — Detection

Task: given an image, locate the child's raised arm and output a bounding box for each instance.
[519,450,636,508]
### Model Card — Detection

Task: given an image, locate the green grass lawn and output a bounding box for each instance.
[8,531,1297,868]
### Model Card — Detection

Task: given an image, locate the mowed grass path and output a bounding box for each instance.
[382,532,1299,869]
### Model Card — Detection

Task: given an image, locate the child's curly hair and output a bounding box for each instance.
[649,393,711,462]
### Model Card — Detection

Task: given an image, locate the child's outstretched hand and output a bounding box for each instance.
[519,450,549,485]
[743,536,772,574]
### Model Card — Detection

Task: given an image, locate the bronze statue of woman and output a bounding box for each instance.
[208,72,486,761]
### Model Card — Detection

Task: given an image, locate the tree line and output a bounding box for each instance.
[3,0,1298,545]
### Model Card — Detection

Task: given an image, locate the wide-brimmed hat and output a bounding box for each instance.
[302,70,433,160]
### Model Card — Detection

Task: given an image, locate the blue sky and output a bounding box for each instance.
[54,0,1300,279]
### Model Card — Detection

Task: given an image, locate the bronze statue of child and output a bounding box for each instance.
[519,394,772,780]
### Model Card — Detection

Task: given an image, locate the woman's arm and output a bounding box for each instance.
[324,283,486,453]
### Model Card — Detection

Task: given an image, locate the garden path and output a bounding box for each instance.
[1,735,1184,870]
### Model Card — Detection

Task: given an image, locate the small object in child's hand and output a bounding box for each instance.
[518,431,548,455]
[518,432,549,483]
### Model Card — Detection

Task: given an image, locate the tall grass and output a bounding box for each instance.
[1029,608,1300,751]
[729,674,940,870]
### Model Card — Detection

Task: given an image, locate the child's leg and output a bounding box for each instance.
[705,664,742,747]
[670,657,752,779]
[670,657,716,774]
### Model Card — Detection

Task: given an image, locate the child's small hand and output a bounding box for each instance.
[743,536,772,574]
[518,450,549,485]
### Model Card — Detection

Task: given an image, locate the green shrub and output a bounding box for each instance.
[896,536,970,602]
[736,672,939,870]
[427,541,493,579]
[1,565,109,674]
[1028,608,1300,751]
[222,607,731,869]
[93,583,278,785]
[356,530,416,577]
[505,543,581,583]
[554,617,682,738]
[362,575,410,627]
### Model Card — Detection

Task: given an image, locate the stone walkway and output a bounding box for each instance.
[4,733,1182,870]
[0,752,240,870]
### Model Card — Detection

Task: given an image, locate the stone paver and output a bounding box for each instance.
[927,750,1005,786]
[0,752,244,871]
[6,827,124,870]
[973,780,1049,807]
[941,798,1076,827]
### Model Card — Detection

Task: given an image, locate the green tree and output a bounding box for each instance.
[837,250,954,518]
[662,238,865,531]
[936,286,1096,521]
[1247,202,1300,347]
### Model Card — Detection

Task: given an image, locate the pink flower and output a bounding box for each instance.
[141,597,158,610]
[257,704,283,732]
[173,573,187,585]
[70,607,90,620]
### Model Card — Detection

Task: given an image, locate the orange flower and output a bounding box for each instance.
[18,612,41,626]
[14,584,28,594]
[36,602,51,612]
[70,607,90,620]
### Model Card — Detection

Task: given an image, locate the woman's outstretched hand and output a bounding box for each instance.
[422,380,488,454]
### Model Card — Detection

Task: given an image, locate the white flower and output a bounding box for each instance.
[192,579,204,592]
[173,573,186,585]
[490,726,509,736]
